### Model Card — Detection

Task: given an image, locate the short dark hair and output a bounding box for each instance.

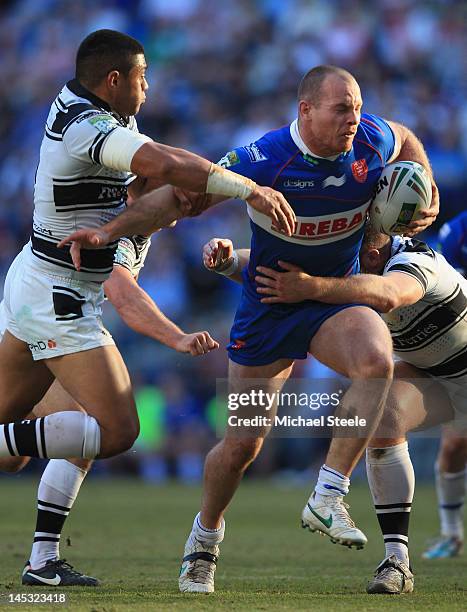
[76,29,145,88]
[298,65,355,106]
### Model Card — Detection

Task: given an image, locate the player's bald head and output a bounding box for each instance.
[298,65,358,107]
[362,224,391,251]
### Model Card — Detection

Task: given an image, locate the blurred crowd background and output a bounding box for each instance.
[0,0,465,481]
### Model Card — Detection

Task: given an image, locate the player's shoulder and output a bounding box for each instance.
[384,237,438,274]
[48,79,123,140]
[353,113,395,165]
[355,113,393,151]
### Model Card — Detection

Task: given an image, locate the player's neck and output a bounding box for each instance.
[293,119,341,160]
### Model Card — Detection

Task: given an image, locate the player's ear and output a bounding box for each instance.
[299,99,313,120]
[367,248,383,271]
[107,70,120,89]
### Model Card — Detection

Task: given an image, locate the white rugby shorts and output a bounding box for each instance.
[1,245,114,360]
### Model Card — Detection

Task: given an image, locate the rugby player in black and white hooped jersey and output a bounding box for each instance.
[0,28,295,578]
[203,226,466,594]
[0,223,218,586]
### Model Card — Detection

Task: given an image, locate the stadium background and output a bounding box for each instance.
[0,0,465,484]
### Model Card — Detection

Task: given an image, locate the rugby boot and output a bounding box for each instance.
[179,531,219,593]
[366,554,414,594]
[422,535,463,559]
[301,492,367,549]
[22,559,99,586]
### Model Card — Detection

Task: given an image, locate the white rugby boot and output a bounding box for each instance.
[179,530,219,593]
[366,555,414,594]
[301,493,367,549]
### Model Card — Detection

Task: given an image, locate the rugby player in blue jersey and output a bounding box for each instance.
[205,222,467,594]
[422,212,467,560]
[61,65,439,593]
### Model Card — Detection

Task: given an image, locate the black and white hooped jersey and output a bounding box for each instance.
[114,235,151,278]
[29,79,150,282]
[382,236,467,378]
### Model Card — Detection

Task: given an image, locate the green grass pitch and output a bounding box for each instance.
[0,477,465,610]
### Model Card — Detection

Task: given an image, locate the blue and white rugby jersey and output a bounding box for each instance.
[219,113,395,305]
[437,211,467,277]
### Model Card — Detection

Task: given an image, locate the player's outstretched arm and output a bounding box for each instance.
[255,263,424,312]
[59,182,294,271]
[202,238,250,284]
[388,121,439,236]
[104,265,219,356]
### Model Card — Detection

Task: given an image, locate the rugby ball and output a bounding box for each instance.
[370,161,432,235]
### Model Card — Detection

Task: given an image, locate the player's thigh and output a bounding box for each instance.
[32,380,85,417]
[308,306,393,378]
[226,358,294,440]
[387,361,453,432]
[0,331,54,422]
[44,345,138,438]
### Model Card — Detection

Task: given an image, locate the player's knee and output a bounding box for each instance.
[352,346,394,379]
[440,436,467,460]
[224,438,263,472]
[0,456,30,473]
[99,417,139,458]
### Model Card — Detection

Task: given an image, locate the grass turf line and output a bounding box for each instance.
[0,478,465,610]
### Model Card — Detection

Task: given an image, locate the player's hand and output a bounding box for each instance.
[405,182,439,237]
[174,331,219,356]
[173,187,212,217]
[246,186,296,237]
[57,229,111,271]
[203,238,234,271]
[255,261,313,304]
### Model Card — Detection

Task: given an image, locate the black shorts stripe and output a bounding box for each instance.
[52,285,85,300]
[39,417,47,459]
[385,263,428,291]
[13,421,39,457]
[3,425,15,456]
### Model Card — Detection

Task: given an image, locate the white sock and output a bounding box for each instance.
[192,513,225,546]
[0,412,100,459]
[366,442,414,566]
[313,464,350,501]
[29,460,87,569]
[435,461,465,540]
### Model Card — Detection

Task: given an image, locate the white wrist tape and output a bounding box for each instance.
[216,250,239,276]
[100,127,152,172]
[206,163,256,200]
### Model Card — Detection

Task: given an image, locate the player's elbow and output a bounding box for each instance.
[131,142,183,183]
[379,287,402,313]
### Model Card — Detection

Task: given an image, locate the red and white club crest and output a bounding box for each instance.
[351,159,368,183]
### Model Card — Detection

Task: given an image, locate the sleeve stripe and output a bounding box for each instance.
[361,117,384,135]
[385,263,428,292]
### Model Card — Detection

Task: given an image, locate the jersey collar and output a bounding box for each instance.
[289,119,349,163]
[67,79,112,112]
